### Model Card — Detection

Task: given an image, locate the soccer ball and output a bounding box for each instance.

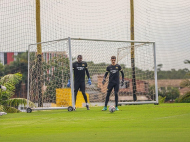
[109,106,116,113]
[0,85,6,91]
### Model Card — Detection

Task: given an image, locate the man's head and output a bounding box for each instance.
[111,56,116,65]
[77,55,83,63]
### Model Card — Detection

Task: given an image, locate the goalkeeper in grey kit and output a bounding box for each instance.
[67,55,91,110]
[102,56,124,111]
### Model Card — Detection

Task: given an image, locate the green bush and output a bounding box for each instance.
[4,106,20,113]
[175,98,179,103]
[159,87,180,102]
[0,73,30,113]
[0,105,4,112]
[177,91,190,103]
[158,96,166,103]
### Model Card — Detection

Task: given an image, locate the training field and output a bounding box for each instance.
[0,103,190,142]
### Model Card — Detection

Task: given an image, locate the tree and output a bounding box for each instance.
[4,52,28,82]
[184,60,190,64]
[166,87,180,102]
[3,52,28,98]
[157,64,163,72]
[0,73,34,113]
[176,60,190,103]
[158,87,180,102]
[180,79,190,88]
[157,68,190,79]
[177,91,190,103]
[0,63,4,77]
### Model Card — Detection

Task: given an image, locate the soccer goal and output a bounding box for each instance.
[27,37,158,112]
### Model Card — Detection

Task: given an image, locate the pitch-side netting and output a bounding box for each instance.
[27,37,158,110]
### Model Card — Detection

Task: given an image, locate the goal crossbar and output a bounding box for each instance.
[28,37,155,46]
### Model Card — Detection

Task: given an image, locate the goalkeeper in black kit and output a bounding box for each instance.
[102,56,124,111]
[67,55,91,110]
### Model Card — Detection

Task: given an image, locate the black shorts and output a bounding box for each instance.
[107,83,119,93]
[74,81,85,93]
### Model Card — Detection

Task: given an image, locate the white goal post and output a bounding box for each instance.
[27,37,158,112]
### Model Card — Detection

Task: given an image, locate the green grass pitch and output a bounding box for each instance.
[0,103,190,142]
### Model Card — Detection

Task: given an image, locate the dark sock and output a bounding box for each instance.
[105,92,111,107]
[115,92,118,107]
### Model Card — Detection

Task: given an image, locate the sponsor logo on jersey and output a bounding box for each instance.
[77,67,84,70]
[110,70,117,73]
[82,64,85,66]
[116,67,118,69]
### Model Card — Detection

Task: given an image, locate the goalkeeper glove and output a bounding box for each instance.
[121,79,124,87]
[0,85,6,91]
[88,78,91,85]
[67,80,70,87]
[102,79,106,85]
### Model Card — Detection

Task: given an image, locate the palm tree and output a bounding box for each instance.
[0,73,34,112]
[4,52,28,98]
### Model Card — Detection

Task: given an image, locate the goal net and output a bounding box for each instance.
[28,38,158,109]
[70,38,158,106]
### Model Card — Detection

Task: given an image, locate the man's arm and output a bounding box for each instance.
[85,63,90,79]
[85,63,91,85]
[119,66,124,86]
[120,70,124,80]
[103,72,109,79]
[85,67,90,79]
[102,67,109,85]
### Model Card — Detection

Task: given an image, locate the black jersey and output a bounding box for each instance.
[73,61,90,82]
[104,64,124,84]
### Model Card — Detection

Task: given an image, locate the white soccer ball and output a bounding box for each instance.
[109,106,116,113]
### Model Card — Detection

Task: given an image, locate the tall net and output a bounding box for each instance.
[1,0,190,107]
[28,39,72,108]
